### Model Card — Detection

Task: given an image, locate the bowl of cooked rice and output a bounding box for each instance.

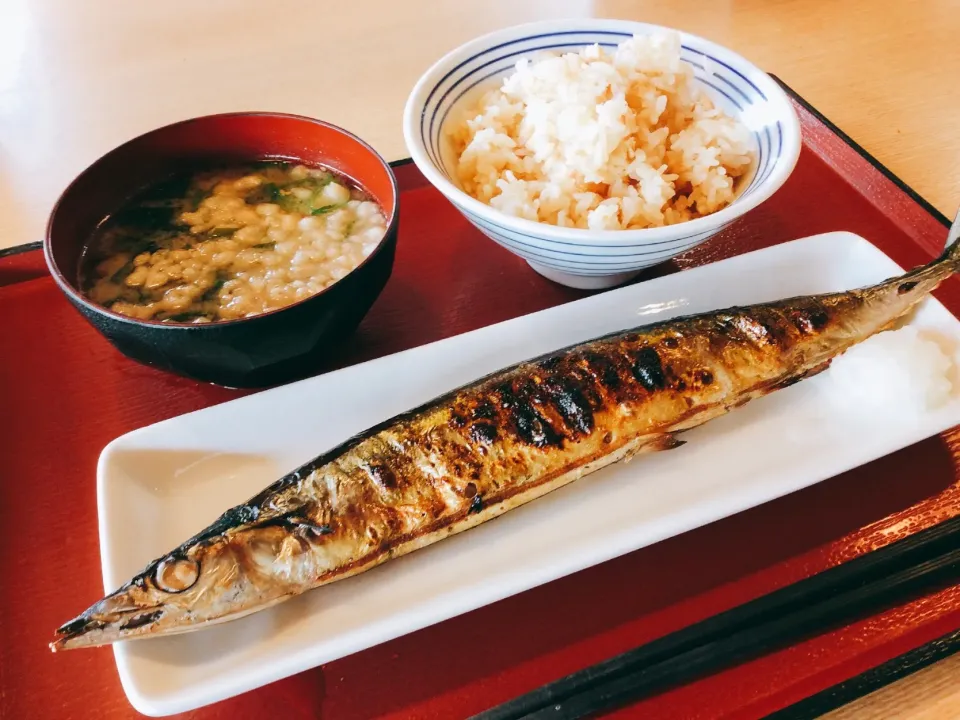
[403,19,801,289]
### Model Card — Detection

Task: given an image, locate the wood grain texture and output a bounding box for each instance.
[596,0,960,222]
[4,2,960,716]
[822,653,960,720]
[2,0,959,251]
[2,101,960,719]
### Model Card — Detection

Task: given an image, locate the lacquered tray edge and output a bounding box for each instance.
[750,75,960,719]
[769,627,960,719]
[5,81,958,718]
[771,74,950,230]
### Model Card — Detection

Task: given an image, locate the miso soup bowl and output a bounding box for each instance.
[45,112,399,388]
[403,18,801,290]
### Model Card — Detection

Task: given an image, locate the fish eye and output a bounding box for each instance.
[154,556,200,593]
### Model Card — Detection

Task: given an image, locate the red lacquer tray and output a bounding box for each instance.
[3,81,960,720]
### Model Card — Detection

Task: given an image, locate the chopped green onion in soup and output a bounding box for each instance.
[81,162,387,323]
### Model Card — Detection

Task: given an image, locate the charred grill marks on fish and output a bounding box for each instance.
[50,239,960,650]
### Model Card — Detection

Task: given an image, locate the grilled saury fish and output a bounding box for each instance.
[51,239,960,650]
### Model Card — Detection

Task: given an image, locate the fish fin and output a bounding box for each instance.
[622,433,685,463]
[938,233,960,269]
[649,433,686,451]
[768,360,833,392]
[883,232,960,292]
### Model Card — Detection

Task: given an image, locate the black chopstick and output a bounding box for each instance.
[474,514,960,720]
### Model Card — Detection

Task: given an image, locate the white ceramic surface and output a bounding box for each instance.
[403,18,802,289]
[99,231,960,715]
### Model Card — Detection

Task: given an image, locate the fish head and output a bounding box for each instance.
[50,506,325,651]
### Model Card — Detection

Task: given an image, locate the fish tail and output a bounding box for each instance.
[847,234,960,339]
[875,234,960,296]
[930,233,960,271]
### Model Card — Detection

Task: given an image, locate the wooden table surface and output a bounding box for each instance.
[3,0,960,717]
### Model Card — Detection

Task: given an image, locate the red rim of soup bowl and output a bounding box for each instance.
[44,111,400,329]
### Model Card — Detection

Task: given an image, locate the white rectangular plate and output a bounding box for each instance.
[98,231,960,715]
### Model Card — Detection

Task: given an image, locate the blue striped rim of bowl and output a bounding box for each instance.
[466,213,727,272]
[416,29,785,207]
[467,214,719,258]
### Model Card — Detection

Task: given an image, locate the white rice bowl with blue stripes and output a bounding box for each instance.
[449,32,755,231]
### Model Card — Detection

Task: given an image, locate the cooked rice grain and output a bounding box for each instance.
[449,32,754,231]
